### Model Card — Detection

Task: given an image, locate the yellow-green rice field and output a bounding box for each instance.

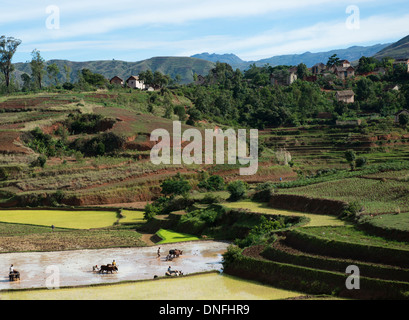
[0,209,118,229]
[0,273,303,300]
[222,201,347,227]
[119,210,146,224]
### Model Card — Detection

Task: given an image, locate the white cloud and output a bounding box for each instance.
[5,0,375,43]
[4,0,408,62]
[237,14,409,60]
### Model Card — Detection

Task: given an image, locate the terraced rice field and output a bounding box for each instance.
[119,210,145,224]
[0,209,118,229]
[156,229,200,244]
[0,273,303,300]
[222,201,346,227]
[284,177,409,214]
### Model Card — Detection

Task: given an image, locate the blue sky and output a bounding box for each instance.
[2,0,409,63]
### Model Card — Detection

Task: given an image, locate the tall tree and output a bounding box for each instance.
[296,63,308,79]
[46,63,60,86]
[30,49,45,89]
[21,73,31,91]
[63,64,71,83]
[0,36,22,89]
[327,54,340,68]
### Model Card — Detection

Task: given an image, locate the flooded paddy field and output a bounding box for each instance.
[0,241,229,291]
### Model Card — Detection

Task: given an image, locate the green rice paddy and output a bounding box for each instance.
[0,209,118,229]
[156,229,200,244]
[222,201,346,227]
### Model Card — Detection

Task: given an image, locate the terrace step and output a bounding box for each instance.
[283,229,409,269]
[262,240,409,283]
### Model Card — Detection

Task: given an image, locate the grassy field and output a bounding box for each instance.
[362,212,409,232]
[283,177,409,215]
[0,273,303,300]
[300,226,409,250]
[156,229,200,244]
[0,209,119,229]
[222,201,347,227]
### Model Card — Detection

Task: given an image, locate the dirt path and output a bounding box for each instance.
[0,241,229,291]
[140,233,156,246]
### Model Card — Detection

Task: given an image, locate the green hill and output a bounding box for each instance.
[373,35,409,60]
[13,56,215,85]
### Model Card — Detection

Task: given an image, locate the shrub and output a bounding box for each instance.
[160,173,191,198]
[235,216,286,248]
[198,175,225,191]
[340,201,363,220]
[222,245,243,268]
[252,182,276,202]
[227,180,248,201]
[31,155,47,168]
[200,193,222,204]
[143,203,161,221]
[356,157,367,168]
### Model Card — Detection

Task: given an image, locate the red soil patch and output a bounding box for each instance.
[0,131,31,154]
[90,202,149,209]
[0,97,73,111]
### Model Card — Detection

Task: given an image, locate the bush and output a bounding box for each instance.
[31,155,47,168]
[143,203,161,221]
[198,175,225,191]
[160,173,191,198]
[340,201,363,220]
[356,157,367,168]
[252,182,276,202]
[227,180,248,201]
[200,193,222,204]
[235,216,286,248]
[222,245,243,268]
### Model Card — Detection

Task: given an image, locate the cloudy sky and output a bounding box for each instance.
[2,0,409,63]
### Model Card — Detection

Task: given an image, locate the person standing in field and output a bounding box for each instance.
[157,247,161,258]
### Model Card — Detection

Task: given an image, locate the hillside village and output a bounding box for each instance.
[98,53,409,130]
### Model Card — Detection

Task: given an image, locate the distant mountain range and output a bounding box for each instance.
[13,57,216,85]
[191,43,391,69]
[12,35,409,86]
[373,35,409,60]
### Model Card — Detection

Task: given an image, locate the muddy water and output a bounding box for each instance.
[0,241,229,291]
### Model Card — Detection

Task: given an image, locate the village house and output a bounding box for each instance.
[395,109,409,123]
[333,66,355,80]
[109,76,124,86]
[126,75,145,90]
[338,60,351,68]
[310,59,355,80]
[311,63,326,75]
[393,58,409,73]
[270,67,298,86]
[336,90,355,104]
